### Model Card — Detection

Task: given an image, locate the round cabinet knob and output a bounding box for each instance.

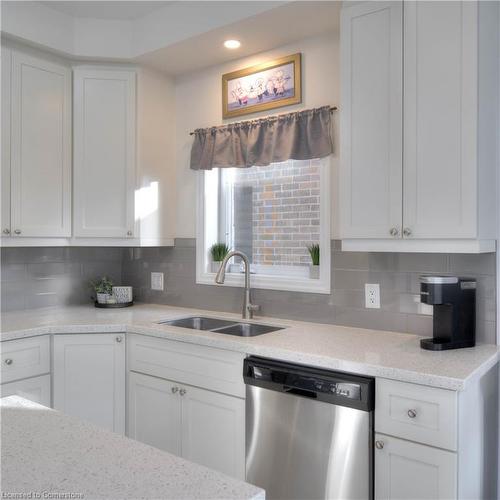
[375,440,384,450]
[403,227,412,237]
[14,229,21,235]
[4,358,13,365]
[179,388,187,396]
[389,227,399,237]
[115,336,123,343]
[171,386,179,394]
[407,409,417,419]
[127,230,133,236]
[2,228,10,235]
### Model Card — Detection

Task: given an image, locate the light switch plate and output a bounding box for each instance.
[365,283,380,309]
[151,272,164,291]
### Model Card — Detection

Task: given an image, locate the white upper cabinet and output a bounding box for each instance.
[1,47,12,237]
[8,51,72,238]
[340,1,403,239]
[403,1,477,239]
[73,68,136,238]
[340,1,498,252]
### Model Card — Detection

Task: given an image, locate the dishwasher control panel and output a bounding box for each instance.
[245,357,374,411]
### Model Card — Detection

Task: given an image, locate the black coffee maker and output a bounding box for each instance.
[419,276,476,351]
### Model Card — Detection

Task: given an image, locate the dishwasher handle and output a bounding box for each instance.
[244,356,374,412]
[283,385,318,399]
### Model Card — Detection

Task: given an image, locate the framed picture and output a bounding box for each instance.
[222,53,302,119]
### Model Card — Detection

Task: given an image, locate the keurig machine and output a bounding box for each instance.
[420,276,476,350]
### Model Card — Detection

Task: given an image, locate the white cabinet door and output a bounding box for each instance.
[73,68,136,238]
[181,384,245,480]
[340,1,403,239]
[403,1,477,238]
[128,371,182,456]
[1,374,51,407]
[375,434,457,500]
[10,52,72,237]
[53,334,125,434]
[1,47,11,237]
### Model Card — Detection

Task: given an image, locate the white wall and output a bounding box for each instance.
[174,32,339,238]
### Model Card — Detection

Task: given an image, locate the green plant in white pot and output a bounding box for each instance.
[308,244,320,279]
[210,243,230,273]
[91,276,114,304]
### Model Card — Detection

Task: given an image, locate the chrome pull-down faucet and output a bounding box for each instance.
[215,250,260,319]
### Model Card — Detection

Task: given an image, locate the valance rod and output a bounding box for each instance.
[189,105,338,135]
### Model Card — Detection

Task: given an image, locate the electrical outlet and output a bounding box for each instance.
[151,272,164,291]
[365,283,380,309]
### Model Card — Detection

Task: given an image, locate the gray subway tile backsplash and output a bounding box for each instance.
[2,241,497,344]
[1,247,122,312]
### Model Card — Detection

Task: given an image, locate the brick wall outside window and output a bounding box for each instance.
[229,159,321,267]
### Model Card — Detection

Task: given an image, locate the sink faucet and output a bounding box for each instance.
[215,250,260,319]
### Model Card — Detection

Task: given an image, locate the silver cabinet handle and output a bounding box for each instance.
[13,229,21,235]
[171,386,179,394]
[407,409,417,419]
[127,230,133,236]
[4,358,13,365]
[403,227,412,237]
[375,440,384,450]
[115,336,122,343]
[2,228,10,235]
[179,388,187,396]
[389,227,399,237]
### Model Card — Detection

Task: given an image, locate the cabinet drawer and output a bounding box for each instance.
[375,378,457,451]
[128,334,245,398]
[1,336,50,383]
[1,374,51,407]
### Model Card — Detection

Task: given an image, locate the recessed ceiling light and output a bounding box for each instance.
[224,39,241,49]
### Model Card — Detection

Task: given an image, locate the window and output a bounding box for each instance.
[197,157,331,293]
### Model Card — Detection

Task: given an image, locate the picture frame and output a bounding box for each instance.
[222,53,302,119]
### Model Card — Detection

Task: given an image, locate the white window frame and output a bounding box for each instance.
[196,157,331,294]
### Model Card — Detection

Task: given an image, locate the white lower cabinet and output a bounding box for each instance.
[0,374,51,407]
[375,433,457,500]
[53,334,125,434]
[127,333,246,478]
[128,371,182,456]
[128,370,245,480]
[180,383,245,479]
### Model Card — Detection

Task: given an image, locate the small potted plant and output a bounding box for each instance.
[91,276,114,304]
[210,243,230,273]
[307,244,320,279]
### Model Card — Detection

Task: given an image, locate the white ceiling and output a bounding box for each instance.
[3,1,339,76]
[40,1,174,20]
[138,1,340,76]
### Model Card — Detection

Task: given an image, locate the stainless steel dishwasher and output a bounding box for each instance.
[244,357,375,500]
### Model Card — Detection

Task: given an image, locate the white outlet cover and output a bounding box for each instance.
[151,272,164,291]
[365,283,380,309]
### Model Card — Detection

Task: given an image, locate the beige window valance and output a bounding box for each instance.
[190,105,333,170]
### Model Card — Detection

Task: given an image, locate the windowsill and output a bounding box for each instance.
[196,270,331,294]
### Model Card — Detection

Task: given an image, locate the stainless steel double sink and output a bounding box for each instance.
[157,316,283,337]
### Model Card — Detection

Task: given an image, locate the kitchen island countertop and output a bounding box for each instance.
[0,396,264,500]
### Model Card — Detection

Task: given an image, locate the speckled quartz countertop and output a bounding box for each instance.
[0,396,264,500]
[1,303,498,390]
